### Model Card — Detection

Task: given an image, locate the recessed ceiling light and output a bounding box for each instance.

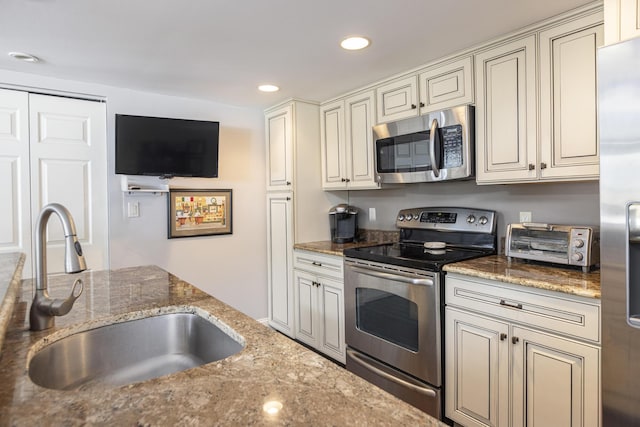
[8,51,40,63]
[340,36,370,51]
[258,84,280,93]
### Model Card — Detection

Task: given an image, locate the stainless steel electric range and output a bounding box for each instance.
[343,207,497,421]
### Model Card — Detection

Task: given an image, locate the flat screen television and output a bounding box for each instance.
[115,114,219,178]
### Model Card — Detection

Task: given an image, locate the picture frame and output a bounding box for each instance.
[168,189,232,238]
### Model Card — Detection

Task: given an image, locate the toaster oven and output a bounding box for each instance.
[505,223,600,272]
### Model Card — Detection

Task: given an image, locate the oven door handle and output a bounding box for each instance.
[347,349,437,397]
[349,265,434,287]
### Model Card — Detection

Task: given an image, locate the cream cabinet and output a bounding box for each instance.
[320,90,379,190]
[475,35,538,184]
[445,273,601,427]
[375,75,419,123]
[293,250,345,363]
[265,100,337,337]
[476,11,603,184]
[418,56,474,114]
[604,0,640,44]
[375,56,473,124]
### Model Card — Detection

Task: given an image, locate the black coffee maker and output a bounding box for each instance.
[329,204,358,243]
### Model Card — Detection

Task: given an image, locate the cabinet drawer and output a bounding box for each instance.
[445,273,600,343]
[293,250,343,280]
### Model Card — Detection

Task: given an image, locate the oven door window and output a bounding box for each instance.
[355,288,418,352]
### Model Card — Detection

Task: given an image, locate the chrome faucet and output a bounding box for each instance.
[30,203,86,331]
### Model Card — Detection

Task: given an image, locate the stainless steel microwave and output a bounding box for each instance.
[373,105,474,184]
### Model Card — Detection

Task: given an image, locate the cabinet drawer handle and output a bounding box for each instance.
[312,261,322,267]
[500,333,507,341]
[500,300,523,310]
[512,336,520,345]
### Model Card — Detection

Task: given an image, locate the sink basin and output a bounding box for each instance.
[28,310,245,390]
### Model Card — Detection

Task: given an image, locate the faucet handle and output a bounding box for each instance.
[48,279,84,316]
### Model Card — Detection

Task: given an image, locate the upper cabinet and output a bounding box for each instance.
[321,90,379,190]
[265,104,293,192]
[475,36,538,184]
[418,56,474,114]
[476,9,603,184]
[375,56,474,124]
[604,0,640,44]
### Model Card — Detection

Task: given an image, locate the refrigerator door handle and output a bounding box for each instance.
[627,203,640,328]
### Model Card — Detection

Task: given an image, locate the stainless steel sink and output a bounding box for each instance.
[28,311,245,390]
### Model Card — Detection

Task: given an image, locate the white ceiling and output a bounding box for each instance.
[0,0,596,109]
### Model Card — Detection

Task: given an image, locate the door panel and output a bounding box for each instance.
[320,277,344,361]
[29,94,107,275]
[294,270,318,347]
[0,89,30,266]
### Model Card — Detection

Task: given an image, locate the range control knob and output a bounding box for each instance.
[466,215,476,224]
[479,216,488,225]
[573,239,585,248]
[572,252,584,262]
[398,214,405,221]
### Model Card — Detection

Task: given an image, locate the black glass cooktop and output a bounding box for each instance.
[343,242,494,272]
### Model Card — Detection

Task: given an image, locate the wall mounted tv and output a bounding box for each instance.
[115,114,219,178]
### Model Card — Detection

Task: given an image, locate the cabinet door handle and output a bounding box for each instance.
[345,178,351,183]
[528,163,535,170]
[419,102,425,108]
[500,299,523,310]
[411,104,417,109]
[341,178,347,182]
[286,197,291,201]
[540,162,547,170]
[500,333,507,341]
[286,181,292,185]
[512,336,520,344]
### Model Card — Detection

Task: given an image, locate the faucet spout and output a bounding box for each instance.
[30,203,87,331]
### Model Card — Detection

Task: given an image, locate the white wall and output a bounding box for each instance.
[341,179,600,252]
[0,70,268,319]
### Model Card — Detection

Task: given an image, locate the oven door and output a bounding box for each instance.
[344,258,441,386]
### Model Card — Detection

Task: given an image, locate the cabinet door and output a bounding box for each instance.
[0,89,30,269]
[511,326,600,427]
[318,277,345,363]
[445,307,510,427]
[266,193,295,336]
[376,75,419,123]
[539,16,603,181]
[265,105,293,191]
[320,100,347,189]
[605,0,640,44]
[293,270,319,348]
[344,90,379,190]
[475,36,538,184]
[419,56,474,114]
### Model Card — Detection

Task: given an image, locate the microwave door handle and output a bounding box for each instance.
[628,203,640,328]
[429,118,441,178]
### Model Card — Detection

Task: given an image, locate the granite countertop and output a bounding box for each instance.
[0,253,26,354]
[0,264,443,426]
[294,230,399,256]
[443,255,601,299]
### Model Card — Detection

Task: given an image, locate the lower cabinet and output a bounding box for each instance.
[293,250,346,363]
[445,273,600,427]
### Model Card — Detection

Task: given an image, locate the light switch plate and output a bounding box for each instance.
[519,211,532,223]
[369,207,376,222]
[128,201,140,218]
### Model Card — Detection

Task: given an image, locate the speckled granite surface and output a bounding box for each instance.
[0,265,443,426]
[443,255,601,299]
[294,229,399,256]
[0,253,26,355]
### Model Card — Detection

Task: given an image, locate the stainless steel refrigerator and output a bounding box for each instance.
[599,36,640,425]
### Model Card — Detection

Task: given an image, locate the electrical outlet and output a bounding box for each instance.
[519,211,532,223]
[128,201,140,218]
[369,207,376,222]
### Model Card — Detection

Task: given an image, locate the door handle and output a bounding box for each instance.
[348,265,434,287]
[347,349,437,397]
[500,299,523,310]
[429,118,440,178]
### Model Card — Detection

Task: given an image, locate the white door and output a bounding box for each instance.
[265,105,293,191]
[294,269,319,347]
[319,277,345,363]
[0,89,31,270]
[345,90,379,190]
[320,100,346,189]
[28,94,108,274]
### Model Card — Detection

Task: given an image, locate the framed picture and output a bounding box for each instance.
[168,189,232,238]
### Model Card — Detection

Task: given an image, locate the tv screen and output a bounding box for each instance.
[115,114,219,178]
